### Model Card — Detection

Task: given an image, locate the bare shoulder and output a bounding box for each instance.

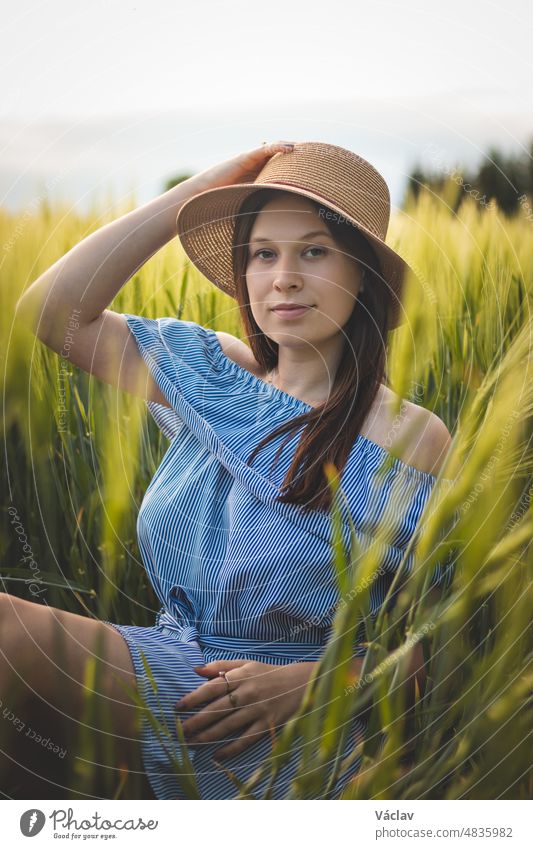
[377,385,452,477]
[214,331,263,375]
[410,406,452,476]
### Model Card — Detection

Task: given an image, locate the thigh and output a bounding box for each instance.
[0,592,156,799]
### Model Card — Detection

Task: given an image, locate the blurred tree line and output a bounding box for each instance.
[404,139,533,215]
[162,143,533,220]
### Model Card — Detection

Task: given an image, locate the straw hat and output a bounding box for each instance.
[175,141,414,330]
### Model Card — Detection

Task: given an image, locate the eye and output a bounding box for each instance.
[252,246,327,260]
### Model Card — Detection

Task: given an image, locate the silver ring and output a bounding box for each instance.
[218,670,238,709]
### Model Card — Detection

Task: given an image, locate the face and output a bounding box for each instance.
[245,193,363,349]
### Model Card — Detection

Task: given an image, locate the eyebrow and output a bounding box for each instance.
[249,229,332,243]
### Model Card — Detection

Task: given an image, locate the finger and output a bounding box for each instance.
[186,706,255,746]
[259,141,295,154]
[181,695,237,738]
[196,659,251,670]
[176,676,226,712]
[192,659,248,676]
[213,720,267,762]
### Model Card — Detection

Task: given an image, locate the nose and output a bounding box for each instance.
[274,277,303,293]
[272,256,304,291]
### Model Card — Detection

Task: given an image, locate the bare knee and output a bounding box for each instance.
[0,593,149,798]
[0,593,37,691]
[0,592,137,718]
[0,593,68,695]
[0,590,30,634]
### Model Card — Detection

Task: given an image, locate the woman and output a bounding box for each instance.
[9,141,453,800]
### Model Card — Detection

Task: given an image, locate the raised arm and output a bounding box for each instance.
[14,181,197,407]
[14,141,296,405]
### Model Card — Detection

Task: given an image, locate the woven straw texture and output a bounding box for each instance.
[175,142,414,330]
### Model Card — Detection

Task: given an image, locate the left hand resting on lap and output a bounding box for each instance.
[175,659,316,761]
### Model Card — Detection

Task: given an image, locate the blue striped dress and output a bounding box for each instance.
[104,314,455,800]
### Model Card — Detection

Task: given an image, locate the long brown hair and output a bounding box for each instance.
[231,188,392,514]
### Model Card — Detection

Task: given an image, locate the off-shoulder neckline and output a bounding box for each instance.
[204,327,451,487]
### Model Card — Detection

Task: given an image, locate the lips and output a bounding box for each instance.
[272,305,312,319]
[271,303,312,310]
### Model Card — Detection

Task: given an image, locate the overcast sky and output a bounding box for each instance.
[1,0,531,213]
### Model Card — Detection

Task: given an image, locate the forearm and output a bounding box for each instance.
[16,176,205,343]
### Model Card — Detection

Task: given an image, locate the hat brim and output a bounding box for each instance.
[175,182,416,330]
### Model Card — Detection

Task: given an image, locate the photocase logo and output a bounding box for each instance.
[20,809,46,836]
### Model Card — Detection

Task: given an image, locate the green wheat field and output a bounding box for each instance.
[1,181,532,799]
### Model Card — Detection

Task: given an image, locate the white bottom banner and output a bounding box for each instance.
[2,799,531,848]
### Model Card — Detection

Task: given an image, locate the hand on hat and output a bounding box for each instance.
[189,141,296,194]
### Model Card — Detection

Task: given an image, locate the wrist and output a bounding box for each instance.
[289,657,365,678]
[284,660,317,690]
